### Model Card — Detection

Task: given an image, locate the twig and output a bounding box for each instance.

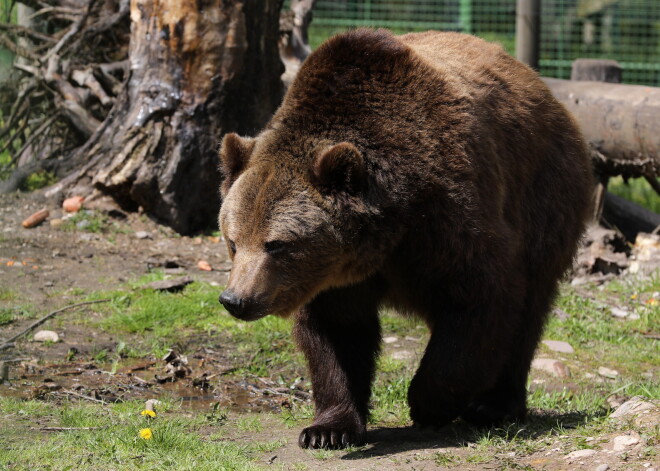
[0,83,37,142]
[60,389,108,404]
[0,23,56,43]
[43,0,96,61]
[0,32,39,60]
[36,426,104,432]
[0,299,110,351]
[0,118,30,158]
[29,6,81,21]
[644,175,660,197]
[11,112,61,164]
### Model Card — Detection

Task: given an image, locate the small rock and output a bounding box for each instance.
[135,231,152,240]
[609,396,658,425]
[532,358,571,378]
[390,350,413,360]
[565,449,597,461]
[542,340,575,354]
[33,330,59,343]
[76,219,90,229]
[49,218,63,228]
[197,260,212,271]
[606,394,625,409]
[383,336,398,344]
[63,196,84,213]
[44,281,54,287]
[595,464,609,471]
[597,366,619,379]
[610,307,629,318]
[612,434,639,451]
[142,277,193,293]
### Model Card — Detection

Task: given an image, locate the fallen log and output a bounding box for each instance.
[602,192,660,242]
[544,78,660,179]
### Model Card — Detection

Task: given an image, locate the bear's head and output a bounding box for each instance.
[217,132,368,321]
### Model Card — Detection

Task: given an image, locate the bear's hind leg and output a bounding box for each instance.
[407,308,516,428]
[294,280,382,449]
[462,283,558,426]
[460,361,528,426]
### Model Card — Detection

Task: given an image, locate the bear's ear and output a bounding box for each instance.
[219,133,256,196]
[311,142,366,195]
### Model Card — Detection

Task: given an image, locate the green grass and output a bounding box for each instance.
[1,272,658,468]
[609,176,660,213]
[20,170,58,191]
[0,397,276,471]
[0,287,17,301]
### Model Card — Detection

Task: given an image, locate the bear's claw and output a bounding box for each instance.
[298,425,364,449]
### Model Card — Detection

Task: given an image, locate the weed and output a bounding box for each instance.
[20,170,57,191]
[0,287,16,301]
[236,415,262,433]
[433,451,460,466]
[0,307,13,325]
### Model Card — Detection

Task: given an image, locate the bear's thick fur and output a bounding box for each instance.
[218,29,592,449]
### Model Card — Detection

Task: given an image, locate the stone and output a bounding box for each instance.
[390,350,413,360]
[565,449,597,461]
[33,330,59,343]
[606,394,625,409]
[135,231,153,240]
[610,307,629,318]
[610,396,657,421]
[542,340,575,354]
[595,464,609,471]
[63,196,85,213]
[612,434,639,451]
[383,336,398,344]
[532,358,571,378]
[142,277,194,293]
[597,366,619,379]
[552,308,570,320]
[49,218,63,228]
[197,260,212,271]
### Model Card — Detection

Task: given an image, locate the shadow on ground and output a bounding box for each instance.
[341,409,605,460]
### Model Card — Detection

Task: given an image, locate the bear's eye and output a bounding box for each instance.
[264,240,287,255]
[228,240,237,255]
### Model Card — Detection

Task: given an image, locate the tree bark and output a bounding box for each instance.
[48,0,284,234]
[544,77,660,181]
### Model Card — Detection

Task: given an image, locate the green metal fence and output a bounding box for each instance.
[307,0,660,86]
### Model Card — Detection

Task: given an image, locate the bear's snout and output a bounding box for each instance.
[219,289,263,321]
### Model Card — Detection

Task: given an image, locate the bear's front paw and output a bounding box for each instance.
[298,424,365,449]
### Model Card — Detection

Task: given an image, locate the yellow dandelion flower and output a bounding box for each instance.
[630,294,638,300]
[646,298,658,306]
[139,428,153,440]
[141,409,156,418]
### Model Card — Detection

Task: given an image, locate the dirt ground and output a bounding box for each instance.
[1,191,659,471]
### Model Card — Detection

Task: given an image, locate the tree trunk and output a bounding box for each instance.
[49,0,283,234]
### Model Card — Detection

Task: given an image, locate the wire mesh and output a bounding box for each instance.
[305,0,660,86]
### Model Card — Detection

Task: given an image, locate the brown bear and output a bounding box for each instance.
[218,29,592,449]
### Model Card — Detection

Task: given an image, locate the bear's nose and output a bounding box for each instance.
[219,290,245,317]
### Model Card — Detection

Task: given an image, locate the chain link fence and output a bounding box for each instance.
[306,0,660,86]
